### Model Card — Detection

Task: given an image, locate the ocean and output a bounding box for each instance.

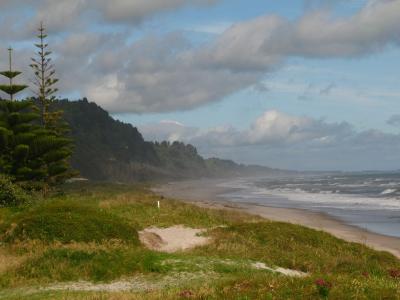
[218,172,400,238]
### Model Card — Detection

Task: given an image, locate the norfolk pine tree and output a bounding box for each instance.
[30,23,75,188]
[0,48,40,180]
[0,45,73,194]
[30,22,65,133]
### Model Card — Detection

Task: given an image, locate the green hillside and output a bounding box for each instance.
[53,99,277,182]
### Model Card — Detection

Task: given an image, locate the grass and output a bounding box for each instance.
[191,222,397,276]
[1,200,139,244]
[0,181,399,299]
[98,190,260,229]
[11,248,169,283]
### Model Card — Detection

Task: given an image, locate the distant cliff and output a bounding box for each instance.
[54,99,280,182]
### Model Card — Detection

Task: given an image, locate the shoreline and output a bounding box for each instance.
[153,178,400,259]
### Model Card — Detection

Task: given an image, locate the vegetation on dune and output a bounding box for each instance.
[1,200,139,244]
[192,222,398,276]
[14,247,168,283]
[0,183,398,299]
[98,190,260,229]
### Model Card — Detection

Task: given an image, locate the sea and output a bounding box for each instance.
[218,172,400,238]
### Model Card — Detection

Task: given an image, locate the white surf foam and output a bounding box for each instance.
[273,190,400,210]
[224,184,400,211]
[381,189,397,195]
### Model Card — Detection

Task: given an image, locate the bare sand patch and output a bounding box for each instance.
[139,225,210,253]
[252,262,307,277]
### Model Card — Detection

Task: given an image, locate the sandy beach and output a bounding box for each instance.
[154,179,400,259]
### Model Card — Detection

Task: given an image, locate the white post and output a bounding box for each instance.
[157,200,160,209]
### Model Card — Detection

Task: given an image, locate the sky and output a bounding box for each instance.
[1,0,400,171]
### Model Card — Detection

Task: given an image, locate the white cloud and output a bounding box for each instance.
[140,110,353,147]
[208,0,400,69]
[247,110,316,144]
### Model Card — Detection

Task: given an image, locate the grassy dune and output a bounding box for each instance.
[0,182,399,299]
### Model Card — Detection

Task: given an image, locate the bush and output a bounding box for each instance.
[2,200,139,244]
[0,175,29,207]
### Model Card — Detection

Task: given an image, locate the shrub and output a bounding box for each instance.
[0,175,29,207]
[2,200,139,244]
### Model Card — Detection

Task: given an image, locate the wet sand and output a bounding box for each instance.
[153,179,400,259]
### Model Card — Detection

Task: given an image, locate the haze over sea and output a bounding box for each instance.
[219,172,400,238]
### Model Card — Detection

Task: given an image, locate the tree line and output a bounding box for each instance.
[0,23,74,199]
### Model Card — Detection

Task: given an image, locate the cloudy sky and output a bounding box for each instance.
[1,0,400,171]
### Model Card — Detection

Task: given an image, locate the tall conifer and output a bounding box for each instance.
[29,23,76,189]
[0,47,74,194]
[30,22,69,137]
[0,48,39,179]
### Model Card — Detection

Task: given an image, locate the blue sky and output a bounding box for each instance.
[1,0,400,170]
